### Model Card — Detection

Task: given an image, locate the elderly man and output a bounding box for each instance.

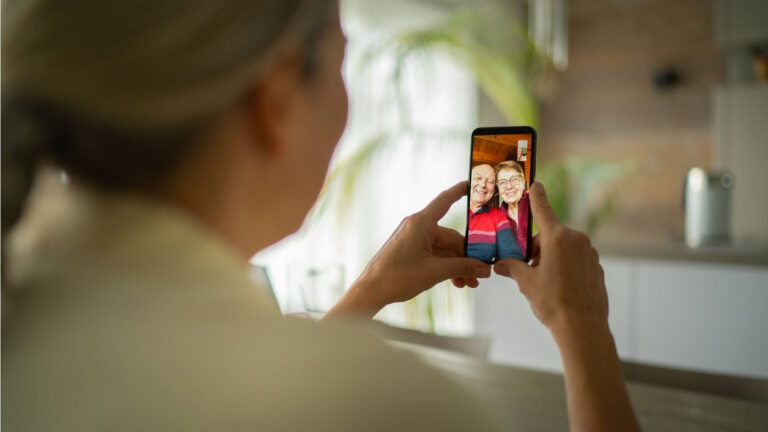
[467,164,524,262]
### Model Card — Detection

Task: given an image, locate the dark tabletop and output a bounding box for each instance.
[391,341,768,431]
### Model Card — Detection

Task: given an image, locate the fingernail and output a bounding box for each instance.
[493,264,507,276]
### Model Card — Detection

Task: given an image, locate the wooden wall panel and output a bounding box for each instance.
[539,0,721,241]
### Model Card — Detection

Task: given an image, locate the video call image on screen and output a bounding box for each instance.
[467,133,532,263]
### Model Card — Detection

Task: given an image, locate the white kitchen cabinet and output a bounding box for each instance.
[474,256,768,378]
[602,257,634,358]
[633,259,768,378]
[474,257,634,373]
[474,273,562,372]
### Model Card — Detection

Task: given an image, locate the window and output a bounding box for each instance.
[254,0,478,334]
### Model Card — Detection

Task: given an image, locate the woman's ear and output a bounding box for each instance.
[241,49,303,157]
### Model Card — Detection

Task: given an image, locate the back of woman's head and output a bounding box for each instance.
[1,0,330,233]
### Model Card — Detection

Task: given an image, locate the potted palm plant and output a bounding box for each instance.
[305,0,633,332]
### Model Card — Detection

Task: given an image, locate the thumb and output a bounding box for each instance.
[494,259,532,283]
[432,257,491,281]
[529,182,559,233]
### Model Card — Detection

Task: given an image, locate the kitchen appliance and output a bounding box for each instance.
[684,168,734,247]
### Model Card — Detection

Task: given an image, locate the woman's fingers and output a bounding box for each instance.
[451,277,479,288]
[530,233,541,254]
[435,246,487,287]
[436,232,481,288]
[434,226,465,255]
[434,243,461,258]
[420,181,550,290]
[494,258,532,285]
[529,182,559,232]
[528,234,542,266]
[431,257,491,282]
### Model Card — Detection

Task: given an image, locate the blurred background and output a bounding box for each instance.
[254,0,768,383]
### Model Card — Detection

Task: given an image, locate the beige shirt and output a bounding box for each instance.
[3,177,502,431]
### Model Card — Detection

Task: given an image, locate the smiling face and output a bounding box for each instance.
[470,164,495,210]
[497,168,525,206]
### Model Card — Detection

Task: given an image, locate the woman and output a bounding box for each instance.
[2,1,638,430]
[495,160,530,258]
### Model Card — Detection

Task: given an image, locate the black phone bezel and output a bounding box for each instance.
[464,126,537,264]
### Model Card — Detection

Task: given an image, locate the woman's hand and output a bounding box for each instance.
[493,182,608,334]
[494,182,639,432]
[324,182,491,319]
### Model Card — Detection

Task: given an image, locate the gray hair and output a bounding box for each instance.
[1,0,333,233]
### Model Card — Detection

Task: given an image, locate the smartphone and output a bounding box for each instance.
[465,126,536,264]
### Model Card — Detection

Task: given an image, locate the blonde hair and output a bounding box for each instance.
[1,0,332,232]
[3,0,328,131]
[495,160,525,180]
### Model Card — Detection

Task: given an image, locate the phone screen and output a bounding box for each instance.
[465,126,536,264]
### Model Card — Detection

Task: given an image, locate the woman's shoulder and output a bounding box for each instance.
[6,303,499,431]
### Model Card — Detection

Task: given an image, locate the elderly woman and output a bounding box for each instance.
[2,1,638,430]
[495,160,530,258]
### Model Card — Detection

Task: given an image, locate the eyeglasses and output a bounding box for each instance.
[497,177,524,190]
